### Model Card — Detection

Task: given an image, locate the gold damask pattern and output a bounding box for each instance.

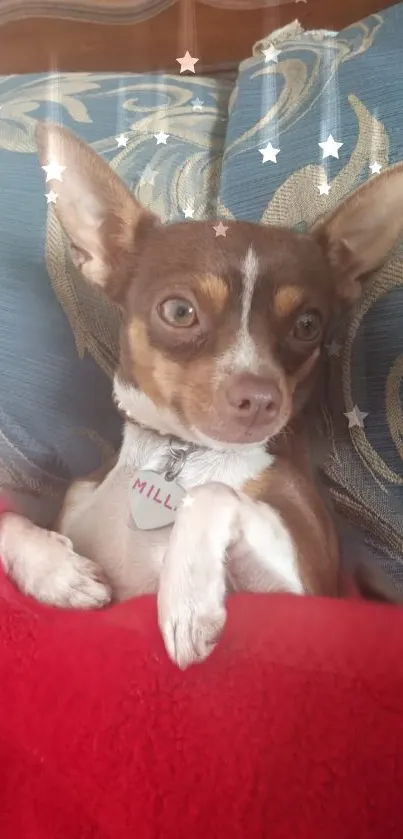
[0,71,231,522]
[218,12,403,574]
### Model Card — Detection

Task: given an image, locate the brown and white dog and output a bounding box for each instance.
[1,123,402,668]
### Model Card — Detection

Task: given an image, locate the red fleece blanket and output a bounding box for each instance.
[1,525,403,837]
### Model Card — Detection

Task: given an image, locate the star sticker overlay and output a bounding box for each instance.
[181,495,194,508]
[176,51,199,74]
[317,181,330,196]
[213,222,228,238]
[325,339,342,358]
[259,141,280,163]
[45,190,59,205]
[262,44,281,64]
[42,161,66,183]
[318,134,343,160]
[183,205,194,219]
[370,161,382,175]
[154,131,169,145]
[116,133,128,148]
[344,405,368,429]
[191,97,204,112]
[142,165,157,186]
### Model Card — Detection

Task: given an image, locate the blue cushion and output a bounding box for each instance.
[0,72,232,522]
[217,6,403,581]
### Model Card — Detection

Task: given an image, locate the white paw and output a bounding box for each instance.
[1,516,111,610]
[158,581,226,669]
[31,531,112,609]
[160,601,226,670]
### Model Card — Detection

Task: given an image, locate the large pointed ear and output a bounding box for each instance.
[311,163,403,302]
[35,121,159,303]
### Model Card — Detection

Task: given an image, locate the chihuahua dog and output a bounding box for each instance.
[0,122,402,668]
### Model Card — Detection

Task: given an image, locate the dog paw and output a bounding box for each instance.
[158,593,226,669]
[1,516,111,610]
[38,532,112,609]
[29,531,112,609]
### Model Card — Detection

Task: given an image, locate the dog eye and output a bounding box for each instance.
[292,310,322,342]
[159,298,198,328]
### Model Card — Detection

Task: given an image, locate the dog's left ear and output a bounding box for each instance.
[35,121,159,304]
[311,163,403,302]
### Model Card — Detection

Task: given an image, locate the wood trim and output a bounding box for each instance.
[0,0,398,75]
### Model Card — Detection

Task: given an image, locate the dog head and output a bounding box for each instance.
[35,123,403,449]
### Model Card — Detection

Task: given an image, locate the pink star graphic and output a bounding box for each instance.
[213,222,228,238]
[176,51,199,74]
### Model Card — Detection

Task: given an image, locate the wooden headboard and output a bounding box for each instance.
[0,0,398,75]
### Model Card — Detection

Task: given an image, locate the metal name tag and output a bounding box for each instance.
[129,470,185,531]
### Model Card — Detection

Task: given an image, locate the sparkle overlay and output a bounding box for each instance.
[45,190,59,205]
[317,182,331,196]
[370,161,382,174]
[154,131,169,145]
[213,222,228,238]
[181,496,194,508]
[259,142,280,163]
[116,133,128,148]
[142,165,157,186]
[191,97,204,112]
[326,340,342,358]
[344,406,369,429]
[42,161,66,182]
[262,45,281,64]
[176,51,199,74]
[318,134,343,159]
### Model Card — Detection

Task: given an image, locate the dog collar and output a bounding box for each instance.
[116,405,199,481]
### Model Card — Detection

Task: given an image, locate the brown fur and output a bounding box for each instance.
[273,285,305,317]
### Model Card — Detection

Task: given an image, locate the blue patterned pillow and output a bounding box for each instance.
[217,7,403,582]
[0,72,232,523]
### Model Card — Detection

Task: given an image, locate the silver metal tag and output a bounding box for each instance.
[129,470,185,531]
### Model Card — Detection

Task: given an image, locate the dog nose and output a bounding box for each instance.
[224,374,281,428]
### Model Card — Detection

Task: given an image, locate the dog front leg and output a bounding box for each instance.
[157,482,303,669]
[0,512,111,608]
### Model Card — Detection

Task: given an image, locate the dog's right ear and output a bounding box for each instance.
[35,121,159,303]
[312,162,403,304]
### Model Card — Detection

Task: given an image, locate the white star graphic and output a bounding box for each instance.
[325,339,342,358]
[262,44,281,64]
[318,134,343,160]
[259,141,280,163]
[369,161,382,175]
[176,51,199,74]
[213,221,228,238]
[142,165,157,185]
[45,189,59,205]
[317,181,331,196]
[191,97,204,111]
[42,161,66,183]
[115,133,128,148]
[344,405,368,429]
[181,495,194,508]
[154,131,169,145]
[183,205,194,219]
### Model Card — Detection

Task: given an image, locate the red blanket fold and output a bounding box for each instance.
[1,554,403,839]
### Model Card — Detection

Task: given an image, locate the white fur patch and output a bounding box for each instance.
[158,482,303,668]
[216,246,261,376]
[118,418,273,491]
[113,376,191,441]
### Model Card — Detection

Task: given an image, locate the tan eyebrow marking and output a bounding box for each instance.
[198,273,228,312]
[273,285,305,317]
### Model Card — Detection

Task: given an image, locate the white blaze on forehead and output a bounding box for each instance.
[217,245,261,375]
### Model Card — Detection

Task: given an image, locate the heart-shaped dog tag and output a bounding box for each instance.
[129,470,185,531]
